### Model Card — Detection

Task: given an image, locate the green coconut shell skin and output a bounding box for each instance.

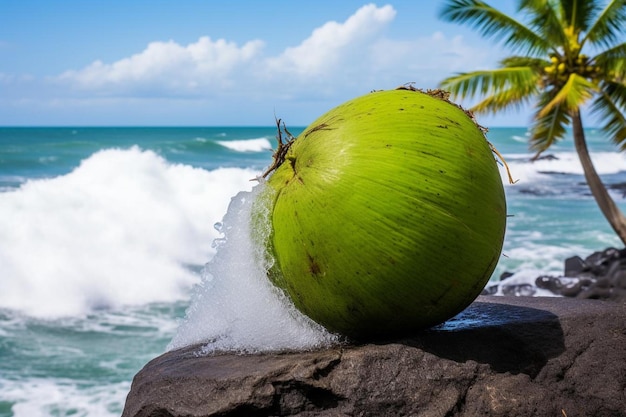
[260,88,506,339]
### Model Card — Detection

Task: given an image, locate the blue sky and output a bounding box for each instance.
[0,0,532,126]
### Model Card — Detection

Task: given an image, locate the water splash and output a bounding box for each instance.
[0,147,257,317]
[168,182,339,353]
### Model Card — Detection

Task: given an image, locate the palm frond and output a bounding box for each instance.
[558,0,599,32]
[518,0,569,49]
[439,0,550,54]
[603,79,626,109]
[471,85,538,114]
[591,81,626,149]
[517,0,548,10]
[499,56,550,69]
[538,73,597,118]
[593,41,626,79]
[581,0,626,48]
[529,91,571,156]
[439,67,539,101]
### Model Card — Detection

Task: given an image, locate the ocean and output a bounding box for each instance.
[1,125,625,416]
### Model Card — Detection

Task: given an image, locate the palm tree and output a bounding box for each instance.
[438,0,626,244]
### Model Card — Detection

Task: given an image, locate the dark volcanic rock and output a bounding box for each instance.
[537,247,626,301]
[122,296,626,417]
[484,247,626,301]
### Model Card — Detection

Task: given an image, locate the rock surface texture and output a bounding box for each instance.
[122,296,626,417]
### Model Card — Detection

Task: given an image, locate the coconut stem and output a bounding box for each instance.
[261,118,296,178]
[488,142,518,185]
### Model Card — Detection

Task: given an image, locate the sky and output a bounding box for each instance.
[0,0,532,127]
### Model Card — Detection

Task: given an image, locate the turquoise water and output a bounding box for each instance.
[1,126,625,416]
[0,127,285,190]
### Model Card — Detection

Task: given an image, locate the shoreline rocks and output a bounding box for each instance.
[122,296,626,417]
[483,247,626,301]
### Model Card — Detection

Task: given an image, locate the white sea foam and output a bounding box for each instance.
[38,156,58,164]
[0,377,129,417]
[168,183,339,353]
[498,151,626,185]
[487,269,562,297]
[497,242,582,276]
[0,147,258,318]
[216,137,273,152]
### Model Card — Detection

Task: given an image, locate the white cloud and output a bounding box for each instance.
[55,4,399,98]
[21,4,508,125]
[266,4,396,77]
[57,36,265,95]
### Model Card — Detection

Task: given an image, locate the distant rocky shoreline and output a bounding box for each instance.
[483,247,626,302]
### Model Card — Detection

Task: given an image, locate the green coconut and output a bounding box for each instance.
[255,87,507,339]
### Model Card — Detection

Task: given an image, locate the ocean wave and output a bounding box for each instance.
[498,151,626,185]
[0,147,257,318]
[0,299,183,416]
[37,156,58,164]
[0,377,129,417]
[216,137,273,152]
[0,174,29,190]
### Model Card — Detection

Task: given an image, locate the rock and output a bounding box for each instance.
[607,182,626,197]
[537,247,626,301]
[499,271,514,280]
[122,296,626,417]
[489,247,626,301]
[564,255,585,276]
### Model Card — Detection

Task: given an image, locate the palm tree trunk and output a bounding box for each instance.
[572,108,626,246]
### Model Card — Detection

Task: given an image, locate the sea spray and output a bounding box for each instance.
[168,182,339,353]
[216,137,273,152]
[0,147,258,317]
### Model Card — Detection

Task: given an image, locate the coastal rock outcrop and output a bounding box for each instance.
[485,247,626,301]
[122,296,626,417]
